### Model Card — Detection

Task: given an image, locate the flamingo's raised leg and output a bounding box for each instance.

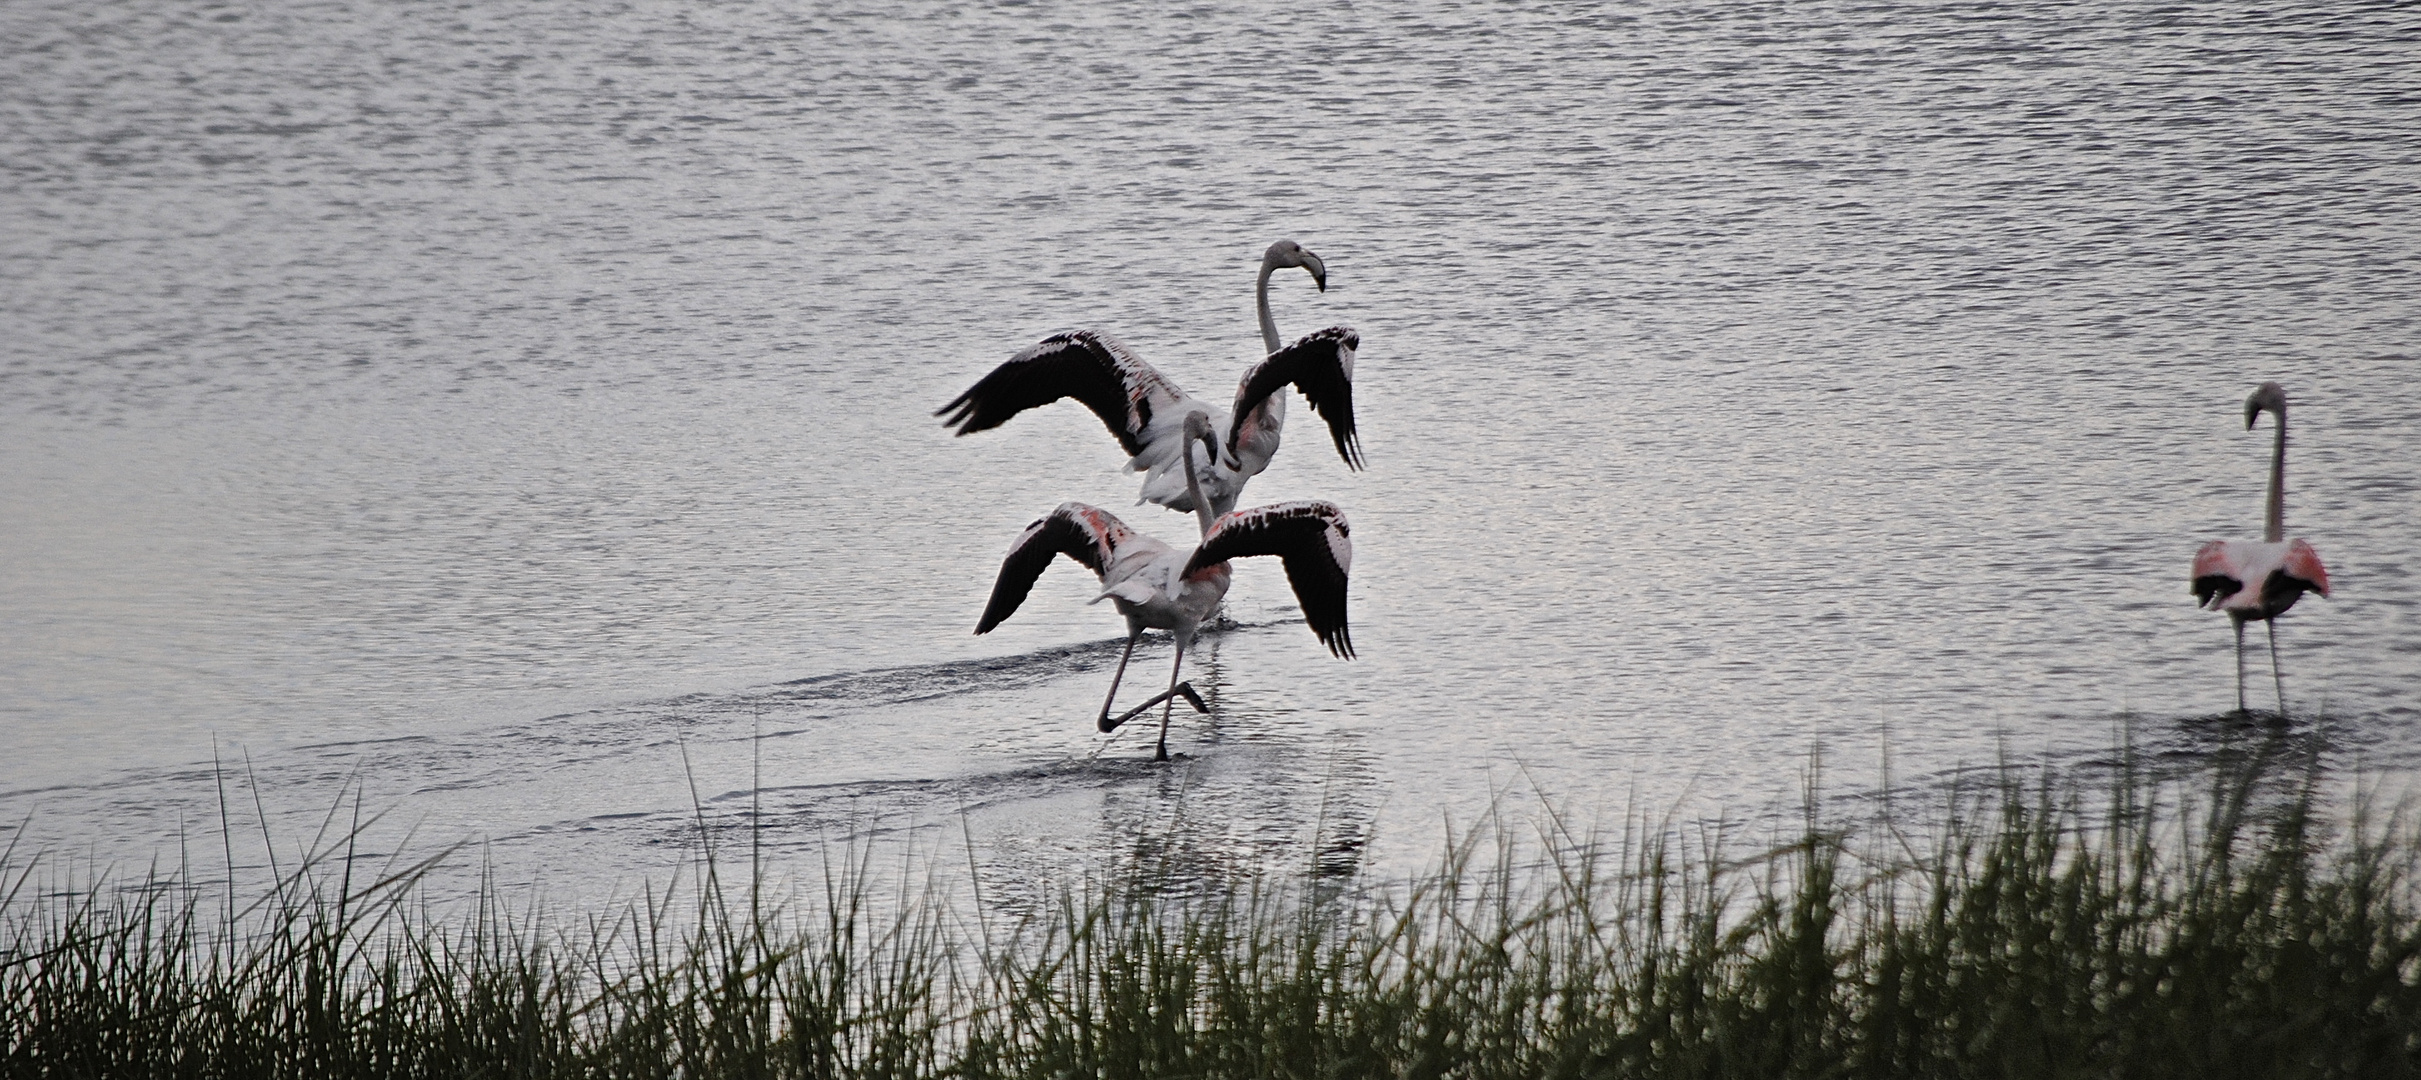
[1105,682,1207,733]
[1095,630,1144,733]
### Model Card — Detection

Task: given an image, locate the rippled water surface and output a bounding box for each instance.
[5,0,2419,898]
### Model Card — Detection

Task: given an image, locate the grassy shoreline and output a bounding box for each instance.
[8,753,2421,1078]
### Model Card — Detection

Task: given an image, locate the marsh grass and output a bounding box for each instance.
[8,750,2421,1078]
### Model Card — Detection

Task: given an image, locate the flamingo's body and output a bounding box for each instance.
[2191,382,2330,715]
[2191,540,2329,623]
[938,241,1361,520]
[975,415,1354,760]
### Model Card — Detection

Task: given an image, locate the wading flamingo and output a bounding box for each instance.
[975,412,1354,760]
[937,240,1361,520]
[2192,382,2331,715]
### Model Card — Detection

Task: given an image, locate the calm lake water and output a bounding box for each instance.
[5,0,2419,903]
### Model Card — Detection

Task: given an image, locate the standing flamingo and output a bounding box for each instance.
[2191,382,2331,715]
[937,240,1361,520]
[975,412,1354,760]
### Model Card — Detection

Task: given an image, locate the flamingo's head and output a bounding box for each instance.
[2245,381,2288,430]
[1182,410,1220,469]
[1263,239,1327,293]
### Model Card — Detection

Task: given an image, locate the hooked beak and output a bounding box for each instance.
[2244,382,2287,429]
[1182,410,1228,472]
[1305,251,1328,293]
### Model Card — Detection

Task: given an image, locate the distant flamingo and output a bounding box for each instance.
[2192,382,2331,715]
[975,412,1354,760]
[937,240,1361,520]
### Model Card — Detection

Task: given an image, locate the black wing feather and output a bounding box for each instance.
[1228,326,1362,470]
[2191,574,2240,610]
[1185,501,1355,658]
[939,331,1173,458]
[2259,569,2315,616]
[976,503,1127,634]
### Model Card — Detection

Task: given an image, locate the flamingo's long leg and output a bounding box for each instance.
[1154,638,1189,762]
[2267,618,2286,718]
[1108,682,1208,730]
[1095,631,1143,733]
[2233,616,2248,715]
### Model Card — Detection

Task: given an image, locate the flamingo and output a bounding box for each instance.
[937,240,1362,520]
[2191,381,2331,716]
[974,412,1354,761]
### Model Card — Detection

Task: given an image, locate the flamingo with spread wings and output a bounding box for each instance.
[975,413,1354,760]
[937,240,1362,520]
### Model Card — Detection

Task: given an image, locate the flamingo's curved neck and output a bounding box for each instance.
[1255,257,1282,355]
[1183,427,1218,540]
[2264,406,2287,544]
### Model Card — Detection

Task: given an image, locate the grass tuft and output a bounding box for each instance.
[7,750,2421,1077]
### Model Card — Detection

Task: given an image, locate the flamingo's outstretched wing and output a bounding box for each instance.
[2284,539,2330,597]
[939,331,1190,458]
[2191,540,2242,609]
[1229,327,1362,470]
[1186,501,1355,658]
[977,503,1135,634]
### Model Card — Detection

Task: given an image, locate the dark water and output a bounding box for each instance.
[5,0,2419,901]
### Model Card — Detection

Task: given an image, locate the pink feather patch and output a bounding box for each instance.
[2284,539,2330,596]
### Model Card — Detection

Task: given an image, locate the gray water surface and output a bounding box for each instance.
[5,0,2419,899]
